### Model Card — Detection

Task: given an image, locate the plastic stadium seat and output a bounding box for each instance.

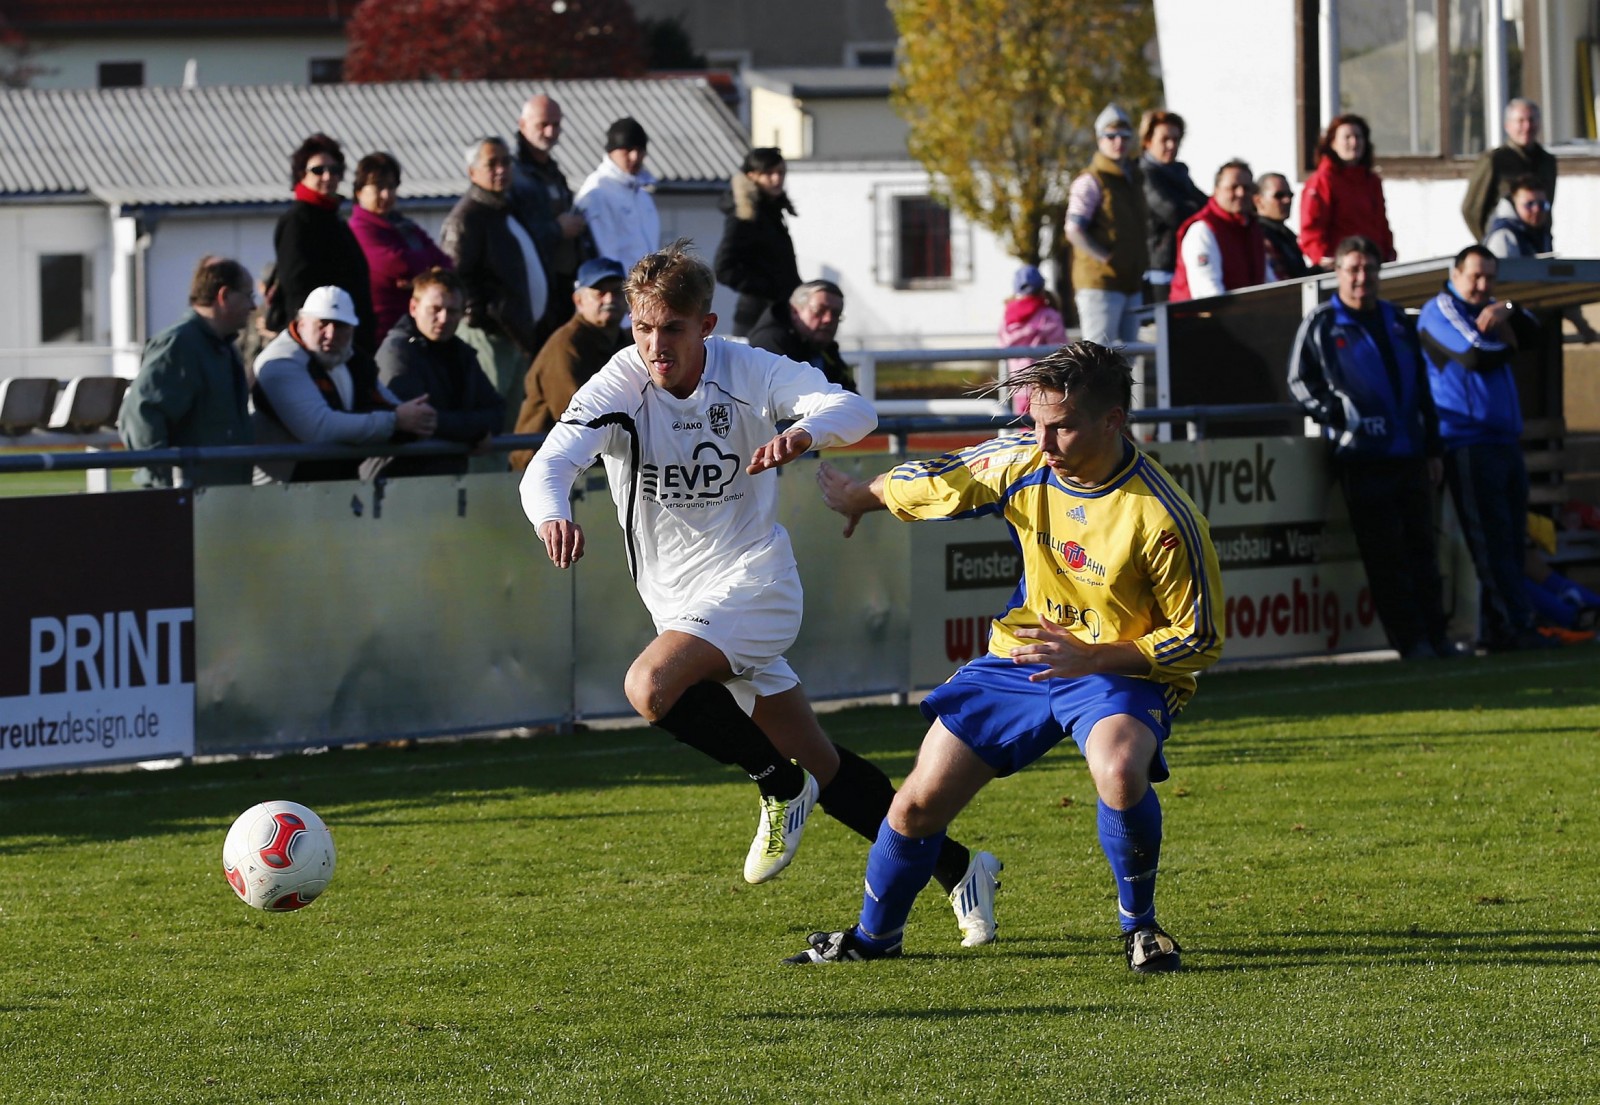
[48,376,128,434]
[0,377,60,435]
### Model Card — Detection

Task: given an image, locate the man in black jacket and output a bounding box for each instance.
[1255,173,1311,280]
[376,268,506,476]
[442,137,545,428]
[747,279,855,391]
[511,94,590,343]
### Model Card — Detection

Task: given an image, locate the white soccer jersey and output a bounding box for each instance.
[520,337,877,624]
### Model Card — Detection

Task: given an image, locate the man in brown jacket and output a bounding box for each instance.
[1065,104,1150,347]
[509,257,629,470]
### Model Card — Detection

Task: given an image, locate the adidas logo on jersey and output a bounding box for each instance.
[1147,708,1165,726]
[1067,505,1087,525]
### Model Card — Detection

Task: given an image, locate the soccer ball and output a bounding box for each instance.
[222,800,337,911]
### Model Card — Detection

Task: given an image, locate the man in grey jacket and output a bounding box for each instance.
[119,256,257,488]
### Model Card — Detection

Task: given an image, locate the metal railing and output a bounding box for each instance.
[0,403,1309,489]
[849,341,1159,415]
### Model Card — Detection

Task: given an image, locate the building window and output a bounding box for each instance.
[897,197,953,283]
[97,61,144,88]
[846,41,897,67]
[40,254,93,344]
[1312,0,1530,162]
[309,57,344,84]
[873,184,972,289]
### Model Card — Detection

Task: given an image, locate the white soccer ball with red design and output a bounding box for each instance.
[222,800,337,911]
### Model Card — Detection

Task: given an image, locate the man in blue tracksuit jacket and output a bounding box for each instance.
[1289,235,1451,659]
[1418,244,1544,650]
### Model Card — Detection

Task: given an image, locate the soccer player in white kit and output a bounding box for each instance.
[521,241,1001,944]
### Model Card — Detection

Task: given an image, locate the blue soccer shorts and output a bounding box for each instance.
[919,655,1174,780]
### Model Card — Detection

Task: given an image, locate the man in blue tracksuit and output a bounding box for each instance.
[1289,235,1451,659]
[1418,244,1547,651]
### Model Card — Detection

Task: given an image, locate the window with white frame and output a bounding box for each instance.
[873,185,971,289]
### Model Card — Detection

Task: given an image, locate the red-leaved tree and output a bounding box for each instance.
[344,0,647,82]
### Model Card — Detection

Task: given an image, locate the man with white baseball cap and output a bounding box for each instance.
[251,284,437,482]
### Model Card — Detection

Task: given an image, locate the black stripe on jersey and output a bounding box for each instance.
[576,410,642,580]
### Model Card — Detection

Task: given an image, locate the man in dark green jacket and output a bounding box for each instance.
[119,257,256,487]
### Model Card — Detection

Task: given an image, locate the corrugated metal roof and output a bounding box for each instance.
[0,79,748,206]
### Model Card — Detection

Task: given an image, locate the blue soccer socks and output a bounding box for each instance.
[856,819,945,952]
[1097,787,1163,932]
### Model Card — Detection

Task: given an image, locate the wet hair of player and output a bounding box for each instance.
[995,340,1133,417]
[625,238,716,317]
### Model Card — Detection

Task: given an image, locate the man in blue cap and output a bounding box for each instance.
[510,256,631,468]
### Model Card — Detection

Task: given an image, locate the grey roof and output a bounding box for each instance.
[0,79,748,207]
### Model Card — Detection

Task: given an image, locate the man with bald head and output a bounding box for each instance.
[512,93,590,340]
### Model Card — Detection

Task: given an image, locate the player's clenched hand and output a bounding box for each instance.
[538,519,585,569]
[1010,616,1099,681]
[816,460,866,538]
[747,427,814,474]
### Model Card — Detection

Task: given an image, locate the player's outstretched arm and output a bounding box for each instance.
[537,519,585,569]
[816,460,888,538]
[1010,616,1149,681]
[746,427,814,474]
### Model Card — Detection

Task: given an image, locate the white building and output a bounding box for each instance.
[1155,0,1600,262]
[2,0,353,89]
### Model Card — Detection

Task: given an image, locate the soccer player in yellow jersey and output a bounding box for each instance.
[786,341,1224,972]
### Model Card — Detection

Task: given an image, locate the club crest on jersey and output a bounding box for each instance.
[708,403,732,439]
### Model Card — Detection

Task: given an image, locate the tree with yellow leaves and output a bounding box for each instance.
[891,0,1160,265]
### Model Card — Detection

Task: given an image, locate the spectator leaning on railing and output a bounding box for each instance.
[119,255,257,488]
[376,267,505,478]
[250,285,437,484]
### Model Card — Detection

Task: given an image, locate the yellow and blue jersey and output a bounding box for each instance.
[884,432,1225,712]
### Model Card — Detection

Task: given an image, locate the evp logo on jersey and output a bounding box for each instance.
[641,442,740,502]
[708,403,732,439]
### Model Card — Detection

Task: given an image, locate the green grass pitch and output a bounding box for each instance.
[2,649,1598,1103]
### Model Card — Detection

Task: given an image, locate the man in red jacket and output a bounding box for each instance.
[1170,161,1266,301]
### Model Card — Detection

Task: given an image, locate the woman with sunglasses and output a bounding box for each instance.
[269,133,377,354]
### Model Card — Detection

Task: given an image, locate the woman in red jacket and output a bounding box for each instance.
[1298,114,1396,268]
